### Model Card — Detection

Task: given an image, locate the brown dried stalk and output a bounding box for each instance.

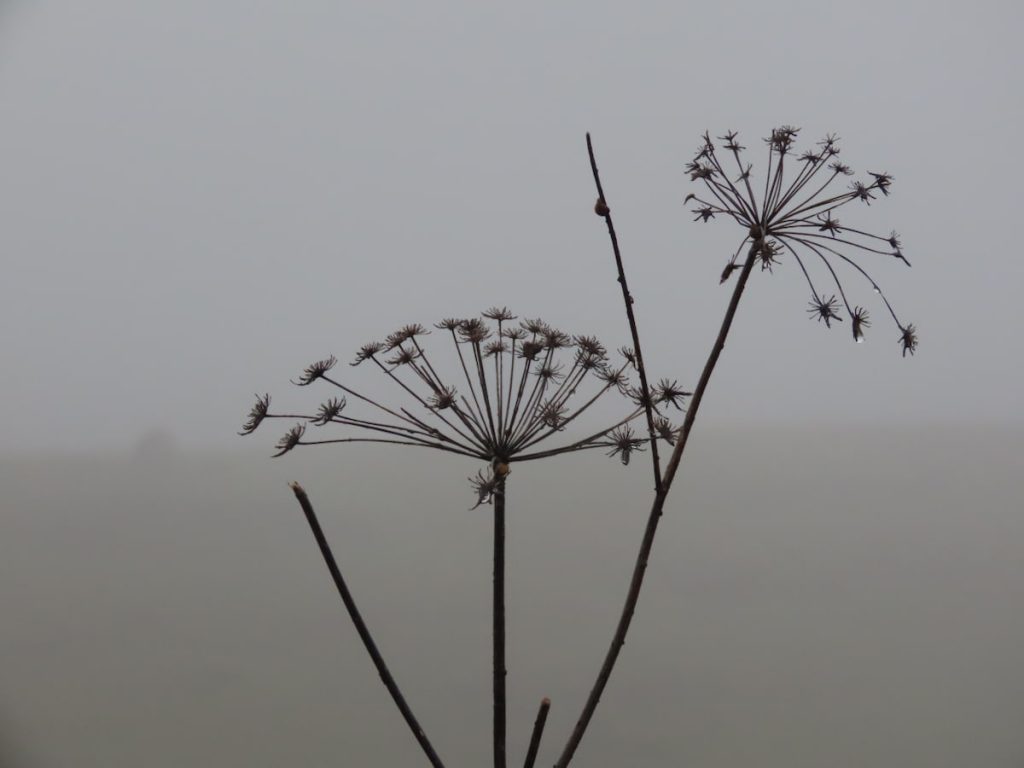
[555,127,911,765]
[553,238,758,767]
[288,482,446,768]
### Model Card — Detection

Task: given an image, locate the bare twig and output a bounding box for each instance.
[522,697,551,768]
[587,133,663,493]
[288,482,446,768]
[554,245,759,767]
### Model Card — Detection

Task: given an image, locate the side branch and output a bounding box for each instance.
[553,247,759,767]
[587,133,662,492]
[288,482,446,768]
[522,696,551,768]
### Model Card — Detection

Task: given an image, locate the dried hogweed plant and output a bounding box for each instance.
[241,126,915,768]
[244,311,687,496]
[242,311,686,767]
[552,128,915,767]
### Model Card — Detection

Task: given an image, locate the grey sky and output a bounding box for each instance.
[1,1,1022,454]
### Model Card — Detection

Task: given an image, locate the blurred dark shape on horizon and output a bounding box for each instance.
[130,429,181,464]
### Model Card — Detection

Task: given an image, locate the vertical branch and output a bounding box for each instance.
[586,133,663,492]
[493,475,508,768]
[522,697,551,768]
[288,482,446,768]
[553,246,759,767]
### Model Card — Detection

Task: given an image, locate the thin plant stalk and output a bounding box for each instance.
[288,482,447,768]
[522,697,551,768]
[554,245,759,767]
[493,475,508,768]
[586,133,663,493]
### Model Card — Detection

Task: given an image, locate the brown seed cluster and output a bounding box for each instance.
[687,127,916,353]
[242,310,689,506]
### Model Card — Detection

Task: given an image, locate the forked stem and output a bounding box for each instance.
[553,245,759,767]
[288,482,446,768]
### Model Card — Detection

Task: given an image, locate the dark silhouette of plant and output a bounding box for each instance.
[552,128,914,766]
[241,312,685,767]
[685,127,915,351]
[243,312,686,485]
[241,126,915,767]
[287,481,445,768]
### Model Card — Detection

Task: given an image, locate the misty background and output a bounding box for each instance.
[1,2,1022,766]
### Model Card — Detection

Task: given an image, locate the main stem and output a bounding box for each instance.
[554,246,759,767]
[493,476,507,768]
[288,482,446,768]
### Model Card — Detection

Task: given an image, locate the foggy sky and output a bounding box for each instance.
[1,1,1022,454]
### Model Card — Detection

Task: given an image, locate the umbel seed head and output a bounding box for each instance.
[688,126,917,354]
[242,309,689,508]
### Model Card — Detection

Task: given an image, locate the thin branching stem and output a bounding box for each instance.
[323,420,476,452]
[397,357,494,450]
[445,401,492,450]
[409,338,447,392]
[727,144,758,213]
[702,140,757,222]
[502,338,519,437]
[775,230,897,257]
[554,245,759,768]
[473,341,501,446]
[505,355,536,443]
[321,374,429,433]
[514,406,646,462]
[775,238,823,301]
[512,373,622,454]
[769,154,832,218]
[586,133,663,492]
[287,482,446,768]
[450,330,492,431]
[761,143,776,220]
[509,364,588,451]
[789,236,903,324]
[299,436,481,458]
[506,350,555,449]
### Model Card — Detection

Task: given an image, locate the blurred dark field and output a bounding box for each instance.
[1,425,1022,767]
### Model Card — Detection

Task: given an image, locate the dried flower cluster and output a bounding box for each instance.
[686,127,917,355]
[240,129,919,768]
[241,309,690,505]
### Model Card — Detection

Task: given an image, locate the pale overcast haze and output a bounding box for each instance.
[1,3,1023,768]
[0,1,1021,453]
